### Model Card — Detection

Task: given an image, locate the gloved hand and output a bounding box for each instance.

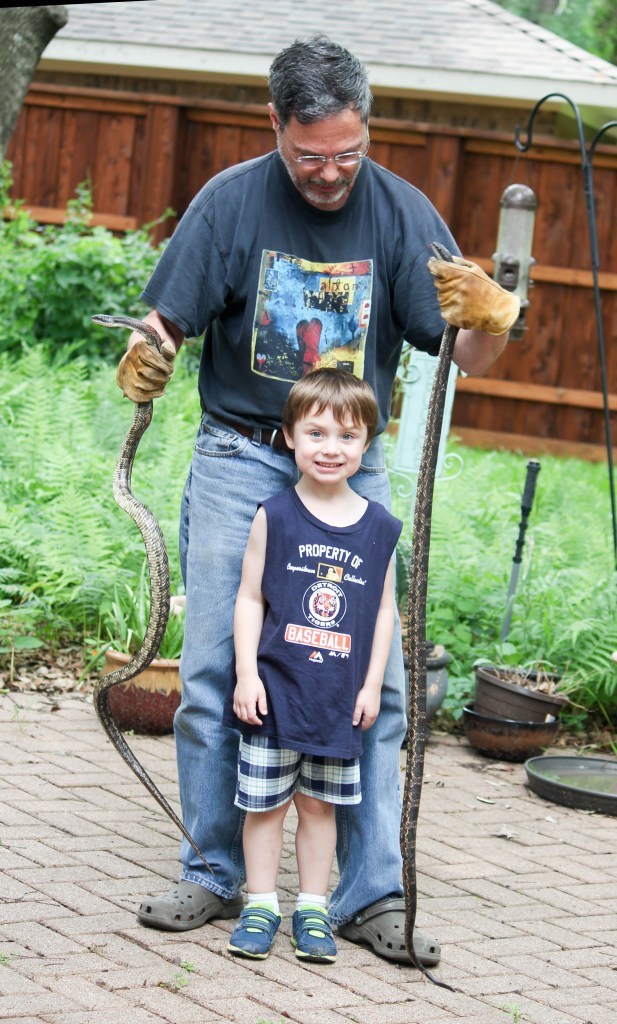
[116,339,176,402]
[428,254,520,336]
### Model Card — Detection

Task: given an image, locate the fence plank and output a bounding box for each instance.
[20,106,62,208]
[425,134,462,224]
[138,104,180,236]
[455,376,617,411]
[93,114,138,214]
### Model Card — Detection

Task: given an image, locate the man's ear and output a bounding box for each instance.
[268,103,281,133]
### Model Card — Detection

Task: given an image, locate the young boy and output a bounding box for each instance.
[222,368,402,963]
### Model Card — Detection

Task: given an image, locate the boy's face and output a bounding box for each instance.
[283,404,370,486]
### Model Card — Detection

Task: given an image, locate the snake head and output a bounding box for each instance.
[428,242,455,263]
[91,314,163,353]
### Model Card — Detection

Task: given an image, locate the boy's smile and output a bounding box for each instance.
[283,404,369,487]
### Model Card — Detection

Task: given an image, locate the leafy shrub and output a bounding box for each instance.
[0,163,169,360]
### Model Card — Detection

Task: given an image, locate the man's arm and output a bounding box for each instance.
[452,327,509,376]
[233,507,269,727]
[353,561,396,731]
[116,309,185,402]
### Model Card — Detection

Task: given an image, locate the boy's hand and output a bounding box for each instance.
[353,685,381,731]
[233,675,268,726]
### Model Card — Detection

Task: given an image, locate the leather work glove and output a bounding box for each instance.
[428,254,520,336]
[116,339,176,402]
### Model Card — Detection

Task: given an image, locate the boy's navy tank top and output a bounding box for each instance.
[223,487,402,758]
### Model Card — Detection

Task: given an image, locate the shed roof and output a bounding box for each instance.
[43,0,617,112]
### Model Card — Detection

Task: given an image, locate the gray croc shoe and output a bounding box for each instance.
[138,880,244,931]
[338,896,441,966]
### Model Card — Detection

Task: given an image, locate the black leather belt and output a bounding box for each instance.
[214,416,291,451]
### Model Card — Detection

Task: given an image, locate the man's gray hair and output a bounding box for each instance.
[268,36,372,127]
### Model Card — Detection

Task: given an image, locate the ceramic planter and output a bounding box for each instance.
[102,650,181,735]
[463,704,559,762]
[474,665,567,723]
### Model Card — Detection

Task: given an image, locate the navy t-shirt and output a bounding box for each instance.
[142,152,460,436]
[223,488,403,758]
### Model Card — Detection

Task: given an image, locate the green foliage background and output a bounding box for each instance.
[391,447,617,732]
[493,0,617,65]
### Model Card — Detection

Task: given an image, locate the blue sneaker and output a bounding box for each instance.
[227,905,281,960]
[292,905,337,963]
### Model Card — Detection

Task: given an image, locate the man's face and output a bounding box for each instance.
[269,105,368,212]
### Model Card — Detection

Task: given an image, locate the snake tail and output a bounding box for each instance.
[91,314,211,872]
[401,321,458,992]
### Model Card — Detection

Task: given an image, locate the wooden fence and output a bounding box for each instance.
[7,82,617,457]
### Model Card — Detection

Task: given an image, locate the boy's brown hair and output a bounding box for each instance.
[282,368,378,443]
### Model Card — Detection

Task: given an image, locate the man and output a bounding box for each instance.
[119,35,518,965]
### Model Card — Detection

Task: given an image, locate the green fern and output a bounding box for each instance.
[0,345,199,650]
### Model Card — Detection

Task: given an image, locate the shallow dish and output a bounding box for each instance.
[525,755,617,815]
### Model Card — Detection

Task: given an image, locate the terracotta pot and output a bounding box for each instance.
[463,703,559,762]
[474,665,567,723]
[102,650,181,735]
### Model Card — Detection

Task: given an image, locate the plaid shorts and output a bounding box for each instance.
[235,734,361,812]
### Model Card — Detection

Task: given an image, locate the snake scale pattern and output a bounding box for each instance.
[91,314,210,871]
[402,318,458,989]
[94,261,458,985]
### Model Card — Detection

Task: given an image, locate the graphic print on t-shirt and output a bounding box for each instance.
[283,558,352,657]
[303,580,346,628]
[251,250,372,382]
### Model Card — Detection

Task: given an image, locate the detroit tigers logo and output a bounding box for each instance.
[303,580,346,628]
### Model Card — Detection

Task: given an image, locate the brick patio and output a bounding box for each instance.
[1,692,616,1023]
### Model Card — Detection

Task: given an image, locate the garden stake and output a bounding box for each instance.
[403,242,457,991]
[91,313,211,872]
[500,458,541,642]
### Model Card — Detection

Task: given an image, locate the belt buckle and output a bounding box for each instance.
[269,428,279,449]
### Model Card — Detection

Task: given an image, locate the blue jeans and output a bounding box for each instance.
[176,415,406,924]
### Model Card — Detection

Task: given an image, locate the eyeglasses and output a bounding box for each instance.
[292,137,370,170]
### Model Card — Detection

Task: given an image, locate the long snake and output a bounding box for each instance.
[401,242,458,989]
[91,314,210,871]
[93,246,458,983]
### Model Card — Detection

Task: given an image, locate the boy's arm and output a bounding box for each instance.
[353,561,396,731]
[233,507,268,726]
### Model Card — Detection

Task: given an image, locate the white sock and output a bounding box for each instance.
[296,892,327,910]
[247,891,280,915]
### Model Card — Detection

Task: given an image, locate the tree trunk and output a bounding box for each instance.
[0,6,68,162]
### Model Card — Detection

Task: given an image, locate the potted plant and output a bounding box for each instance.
[462,645,569,761]
[474,661,568,722]
[94,566,184,735]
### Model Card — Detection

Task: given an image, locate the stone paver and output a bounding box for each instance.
[1,693,616,1023]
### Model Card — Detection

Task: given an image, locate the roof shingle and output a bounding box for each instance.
[47,0,617,93]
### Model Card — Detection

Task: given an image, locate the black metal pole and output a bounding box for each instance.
[515,97,617,569]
